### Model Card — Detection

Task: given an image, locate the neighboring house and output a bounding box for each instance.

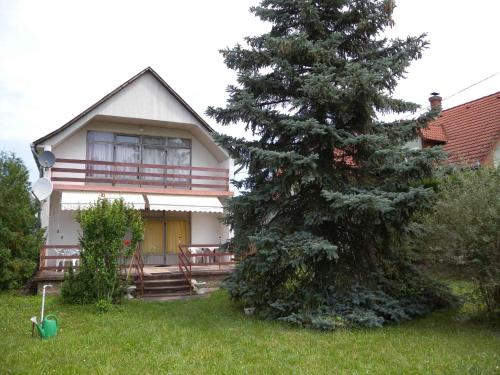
[32,67,234,267]
[418,92,500,167]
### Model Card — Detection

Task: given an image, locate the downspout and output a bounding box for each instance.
[30,143,43,230]
[30,142,43,178]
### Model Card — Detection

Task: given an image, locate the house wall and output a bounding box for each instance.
[404,137,422,150]
[52,120,221,171]
[191,212,226,244]
[49,119,227,190]
[482,138,500,167]
[48,191,81,245]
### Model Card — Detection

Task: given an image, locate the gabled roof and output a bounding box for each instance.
[420,91,500,164]
[32,67,214,146]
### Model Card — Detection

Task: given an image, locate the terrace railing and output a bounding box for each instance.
[126,243,144,297]
[39,243,145,298]
[50,158,229,191]
[178,243,237,293]
[39,245,81,272]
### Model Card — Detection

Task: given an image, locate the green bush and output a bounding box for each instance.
[0,152,44,291]
[420,168,500,314]
[62,198,143,304]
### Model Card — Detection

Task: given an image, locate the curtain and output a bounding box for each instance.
[167,147,191,189]
[143,220,164,256]
[142,146,165,184]
[115,142,140,180]
[88,143,113,178]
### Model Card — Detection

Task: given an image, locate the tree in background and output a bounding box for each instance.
[62,198,143,304]
[421,168,499,314]
[208,0,454,329]
[0,152,44,291]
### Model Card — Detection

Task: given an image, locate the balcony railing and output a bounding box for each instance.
[51,158,229,191]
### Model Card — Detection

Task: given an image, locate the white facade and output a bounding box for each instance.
[33,67,233,265]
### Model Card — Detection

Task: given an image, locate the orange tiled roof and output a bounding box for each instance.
[421,92,500,165]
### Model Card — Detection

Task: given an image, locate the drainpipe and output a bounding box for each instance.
[30,143,43,231]
[30,143,43,178]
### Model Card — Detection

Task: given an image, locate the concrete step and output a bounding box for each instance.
[143,285,192,294]
[141,273,187,281]
[142,292,200,301]
[143,279,189,287]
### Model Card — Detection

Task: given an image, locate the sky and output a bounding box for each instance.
[0,0,499,182]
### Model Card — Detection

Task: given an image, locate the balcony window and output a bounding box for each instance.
[87,131,191,187]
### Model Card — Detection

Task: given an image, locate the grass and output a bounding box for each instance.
[1,291,499,374]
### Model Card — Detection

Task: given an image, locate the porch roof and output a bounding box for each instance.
[61,191,145,210]
[60,190,223,213]
[147,195,223,213]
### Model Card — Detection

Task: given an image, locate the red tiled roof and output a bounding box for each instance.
[420,122,447,142]
[421,92,500,165]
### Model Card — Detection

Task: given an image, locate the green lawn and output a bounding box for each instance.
[1,291,499,374]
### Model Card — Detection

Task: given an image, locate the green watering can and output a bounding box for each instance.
[31,284,59,339]
[34,315,59,339]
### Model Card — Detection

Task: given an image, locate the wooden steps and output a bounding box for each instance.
[136,273,192,298]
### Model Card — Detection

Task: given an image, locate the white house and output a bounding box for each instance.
[32,67,233,266]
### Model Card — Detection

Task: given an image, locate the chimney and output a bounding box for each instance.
[429,92,442,109]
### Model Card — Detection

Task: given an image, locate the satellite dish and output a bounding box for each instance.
[38,151,56,168]
[32,177,53,201]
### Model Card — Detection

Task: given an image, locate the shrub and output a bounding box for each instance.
[61,198,143,304]
[0,152,44,291]
[420,168,500,314]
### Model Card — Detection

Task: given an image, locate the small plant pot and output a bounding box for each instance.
[244,307,255,315]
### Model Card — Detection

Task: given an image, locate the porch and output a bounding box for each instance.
[35,244,237,298]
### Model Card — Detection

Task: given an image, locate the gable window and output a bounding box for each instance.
[87,131,191,187]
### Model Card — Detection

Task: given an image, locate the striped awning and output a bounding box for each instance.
[61,192,145,210]
[147,195,223,213]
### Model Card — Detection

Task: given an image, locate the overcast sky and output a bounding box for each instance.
[1,0,499,181]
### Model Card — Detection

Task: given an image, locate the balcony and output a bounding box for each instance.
[50,158,230,193]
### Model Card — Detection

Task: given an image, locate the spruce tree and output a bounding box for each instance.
[208,0,454,329]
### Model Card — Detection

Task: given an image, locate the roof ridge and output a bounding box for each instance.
[32,66,213,146]
[442,90,500,113]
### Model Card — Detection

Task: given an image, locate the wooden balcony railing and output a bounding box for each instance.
[51,158,229,191]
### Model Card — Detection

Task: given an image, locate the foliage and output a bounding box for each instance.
[0,152,44,291]
[61,198,143,304]
[208,0,455,329]
[95,298,113,314]
[419,168,500,314]
[1,291,500,374]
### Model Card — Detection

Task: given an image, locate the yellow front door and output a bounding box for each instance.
[143,219,164,258]
[166,220,190,253]
[142,218,190,263]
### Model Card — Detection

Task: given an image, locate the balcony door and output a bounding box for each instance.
[114,135,140,181]
[87,131,191,188]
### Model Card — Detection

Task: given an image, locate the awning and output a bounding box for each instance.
[147,195,223,213]
[61,192,145,210]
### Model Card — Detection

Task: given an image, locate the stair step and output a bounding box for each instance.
[143,285,192,294]
[143,279,189,287]
[142,291,195,301]
[141,273,187,280]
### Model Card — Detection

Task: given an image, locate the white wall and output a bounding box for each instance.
[191,212,226,244]
[48,191,81,245]
[404,137,422,150]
